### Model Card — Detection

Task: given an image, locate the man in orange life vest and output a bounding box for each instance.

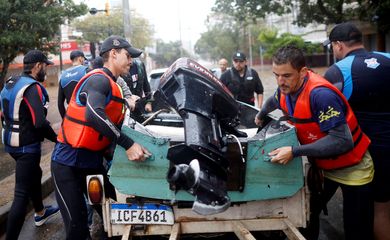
[51,35,151,239]
[255,46,374,240]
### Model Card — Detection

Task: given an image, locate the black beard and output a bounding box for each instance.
[36,67,46,82]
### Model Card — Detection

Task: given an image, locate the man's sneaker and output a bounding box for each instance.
[34,205,60,227]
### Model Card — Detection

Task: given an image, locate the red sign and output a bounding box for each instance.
[61,41,78,51]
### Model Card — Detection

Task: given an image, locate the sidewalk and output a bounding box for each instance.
[0,152,55,236]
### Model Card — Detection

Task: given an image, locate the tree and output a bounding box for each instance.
[150,40,191,68]
[260,32,322,58]
[213,0,288,24]
[194,24,240,61]
[72,8,154,52]
[0,0,88,86]
[194,13,248,62]
[213,0,390,50]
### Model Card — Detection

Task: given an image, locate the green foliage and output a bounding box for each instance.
[194,14,246,61]
[257,28,278,54]
[213,0,290,25]
[295,0,390,33]
[72,8,154,50]
[194,24,240,61]
[149,40,191,68]
[259,31,322,58]
[0,0,87,85]
[73,10,123,42]
[212,0,390,34]
[357,0,390,34]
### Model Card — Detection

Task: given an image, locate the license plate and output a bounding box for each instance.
[110,203,174,225]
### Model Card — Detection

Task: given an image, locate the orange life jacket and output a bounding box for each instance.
[279,71,370,170]
[57,69,125,151]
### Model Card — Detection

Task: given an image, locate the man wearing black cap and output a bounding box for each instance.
[255,45,374,240]
[0,49,60,239]
[323,22,390,240]
[51,35,151,239]
[57,50,88,118]
[121,57,153,122]
[220,51,264,107]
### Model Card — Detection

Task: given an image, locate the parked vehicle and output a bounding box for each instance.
[87,58,308,239]
[148,67,168,92]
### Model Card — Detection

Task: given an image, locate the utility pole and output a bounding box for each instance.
[123,0,131,42]
[59,26,63,71]
[248,26,253,67]
[178,0,183,57]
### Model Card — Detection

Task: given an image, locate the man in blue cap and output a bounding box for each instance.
[0,49,60,240]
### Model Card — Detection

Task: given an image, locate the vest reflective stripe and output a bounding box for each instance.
[0,76,48,147]
[57,69,125,151]
[373,51,390,59]
[280,71,370,170]
[335,55,355,100]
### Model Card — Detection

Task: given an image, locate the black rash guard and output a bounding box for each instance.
[24,84,57,142]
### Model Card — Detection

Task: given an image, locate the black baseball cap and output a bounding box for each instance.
[99,35,142,57]
[23,50,54,65]
[323,22,362,46]
[70,50,85,61]
[232,51,246,61]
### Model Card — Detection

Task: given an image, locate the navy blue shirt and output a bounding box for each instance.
[324,49,390,146]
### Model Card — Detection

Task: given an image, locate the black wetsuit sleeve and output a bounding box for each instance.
[252,70,264,94]
[323,65,344,91]
[141,62,151,97]
[256,92,279,119]
[143,79,152,99]
[57,85,66,118]
[292,123,353,158]
[220,71,228,86]
[79,74,134,149]
[24,85,57,142]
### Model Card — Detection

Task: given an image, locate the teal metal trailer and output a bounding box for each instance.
[110,122,304,202]
[90,113,308,240]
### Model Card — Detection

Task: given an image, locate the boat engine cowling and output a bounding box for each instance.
[155,58,246,215]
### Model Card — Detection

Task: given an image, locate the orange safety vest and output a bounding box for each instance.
[57,69,125,151]
[279,71,370,170]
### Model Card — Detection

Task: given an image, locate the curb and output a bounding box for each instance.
[0,153,54,237]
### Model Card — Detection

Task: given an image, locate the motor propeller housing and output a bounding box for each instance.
[157,58,245,215]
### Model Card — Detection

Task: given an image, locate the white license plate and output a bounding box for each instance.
[110,203,174,225]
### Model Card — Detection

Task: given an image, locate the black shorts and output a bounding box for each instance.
[370,145,390,202]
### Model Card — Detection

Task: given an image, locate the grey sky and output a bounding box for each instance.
[81,0,215,43]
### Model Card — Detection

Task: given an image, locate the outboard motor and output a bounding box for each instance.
[155,58,246,215]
